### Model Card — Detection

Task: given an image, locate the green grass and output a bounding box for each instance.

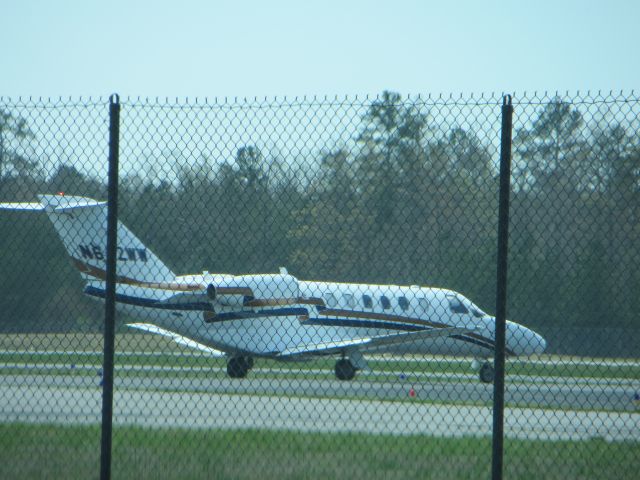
[0,423,638,480]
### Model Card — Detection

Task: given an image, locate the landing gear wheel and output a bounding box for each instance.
[335,358,356,381]
[227,356,250,378]
[479,362,494,384]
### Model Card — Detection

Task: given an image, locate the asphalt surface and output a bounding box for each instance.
[1,360,638,411]
[1,371,638,442]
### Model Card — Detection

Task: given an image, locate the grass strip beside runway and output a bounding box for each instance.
[0,423,638,480]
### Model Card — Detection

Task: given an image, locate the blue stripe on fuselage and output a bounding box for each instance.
[211,308,309,321]
[84,286,214,312]
[303,317,424,332]
[451,334,499,353]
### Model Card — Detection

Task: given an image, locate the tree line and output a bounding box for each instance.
[1,93,638,355]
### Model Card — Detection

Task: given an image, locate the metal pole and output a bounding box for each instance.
[491,94,513,480]
[100,93,120,480]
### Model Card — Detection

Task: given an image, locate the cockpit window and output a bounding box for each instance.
[448,296,469,314]
[467,300,486,318]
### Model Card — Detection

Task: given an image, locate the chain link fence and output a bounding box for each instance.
[0,92,638,479]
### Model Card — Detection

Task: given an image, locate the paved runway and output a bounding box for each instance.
[1,372,638,442]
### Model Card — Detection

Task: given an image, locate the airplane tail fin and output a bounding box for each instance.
[0,194,176,284]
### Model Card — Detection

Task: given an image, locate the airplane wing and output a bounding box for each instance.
[277,326,473,357]
[126,323,225,356]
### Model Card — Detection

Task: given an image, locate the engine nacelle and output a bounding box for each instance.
[213,273,300,307]
[215,293,246,307]
[206,284,217,301]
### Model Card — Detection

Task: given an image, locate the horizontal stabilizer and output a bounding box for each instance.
[278,326,473,357]
[0,202,46,211]
[127,323,225,356]
[0,197,106,212]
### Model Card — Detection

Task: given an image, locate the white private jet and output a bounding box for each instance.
[1,194,546,382]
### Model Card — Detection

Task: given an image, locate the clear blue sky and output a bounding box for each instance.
[2,0,638,98]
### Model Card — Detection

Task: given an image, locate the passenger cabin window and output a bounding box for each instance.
[417,298,430,314]
[343,293,356,308]
[324,293,337,308]
[380,296,391,310]
[398,296,409,311]
[448,296,469,314]
[362,294,373,309]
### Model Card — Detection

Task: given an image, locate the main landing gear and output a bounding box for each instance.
[334,351,369,381]
[478,361,495,384]
[226,356,254,378]
[334,358,357,381]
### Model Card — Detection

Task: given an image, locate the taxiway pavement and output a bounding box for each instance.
[1,372,638,442]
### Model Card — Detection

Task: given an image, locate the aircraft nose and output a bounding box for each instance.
[507,322,547,356]
[533,332,547,354]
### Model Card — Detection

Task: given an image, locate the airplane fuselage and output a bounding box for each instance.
[85,272,545,362]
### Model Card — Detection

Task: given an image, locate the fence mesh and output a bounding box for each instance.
[0,92,638,479]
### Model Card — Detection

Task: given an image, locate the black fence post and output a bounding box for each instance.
[491,94,513,480]
[100,93,120,480]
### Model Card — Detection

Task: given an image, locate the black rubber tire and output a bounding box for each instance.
[335,359,356,381]
[245,356,254,370]
[227,357,249,378]
[479,362,494,383]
